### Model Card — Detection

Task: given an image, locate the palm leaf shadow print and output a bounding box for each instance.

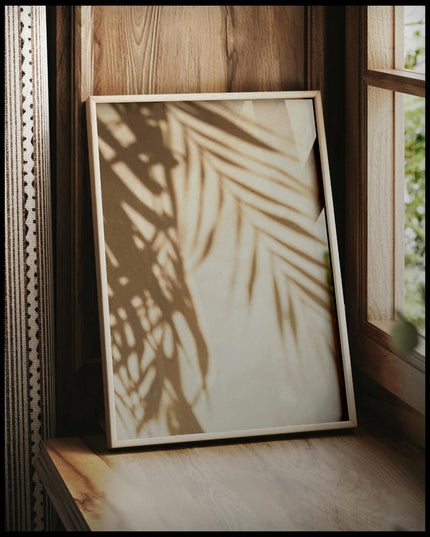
[165,99,345,424]
[97,102,210,440]
[165,100,337,335]
[96,98,344,440]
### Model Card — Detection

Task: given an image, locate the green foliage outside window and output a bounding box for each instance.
[404,94,425,331]
[403,8,425,333]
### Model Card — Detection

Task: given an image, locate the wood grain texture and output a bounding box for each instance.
[367,85,395,321]
[367,6,394,71]
[36,431,425,531]
[218,6,306,93]
[393,91,405,314]
[364,68,425,97]
[47,6,76,437]
[307,6,327,103]
[87,6,306,96]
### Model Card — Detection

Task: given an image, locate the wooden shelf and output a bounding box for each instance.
[35,429,425,531]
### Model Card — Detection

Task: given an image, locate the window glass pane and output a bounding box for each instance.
[404,94,425,332]
[404,5,425,73]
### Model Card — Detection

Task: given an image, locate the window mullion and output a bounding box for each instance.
[363,69,425,97]
[394,91,405,316]
[367,85,395,323]
[394,6,404,70]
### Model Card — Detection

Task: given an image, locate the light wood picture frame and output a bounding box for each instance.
[86,91,357,449]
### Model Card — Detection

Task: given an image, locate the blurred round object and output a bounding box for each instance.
[390,315,418,354]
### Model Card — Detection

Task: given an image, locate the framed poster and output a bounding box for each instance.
[86,91,357,448]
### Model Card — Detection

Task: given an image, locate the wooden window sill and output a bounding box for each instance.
[368,319,425,367]
[352,322,425,415]
[35,428,425,531]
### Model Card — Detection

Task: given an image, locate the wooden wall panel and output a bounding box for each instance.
[51,5,311,436]
[90,6,228,95]
[87,6,306,96]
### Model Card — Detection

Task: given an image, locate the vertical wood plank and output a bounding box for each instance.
[393,7,405,314]
[47,6,73,436]
[366,7,397,323]
[155,6,228,93]
[394,6,405,70]
[394,92,405,314]
[72,6,101,372]
[367,6,395,71]
[220,6,305,92]
[307,6,327,101]
[345,6,367,338]
[367,86,395,321]
[91,6,162,95]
